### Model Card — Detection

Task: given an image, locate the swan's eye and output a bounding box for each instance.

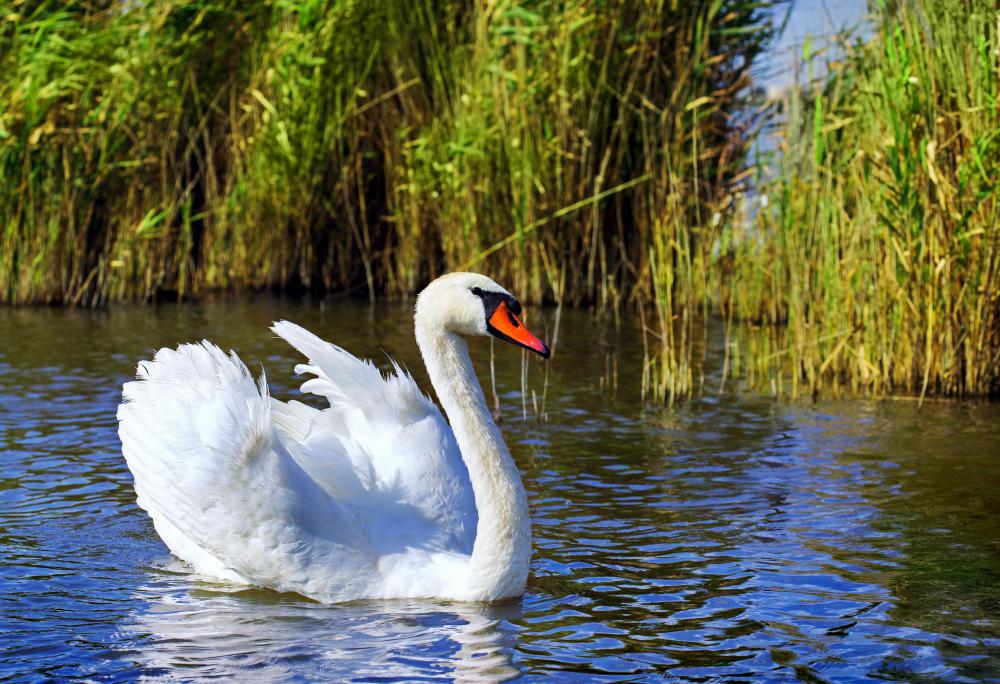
[470,287,484,297]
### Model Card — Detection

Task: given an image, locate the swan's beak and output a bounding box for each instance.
[487,301,550,359]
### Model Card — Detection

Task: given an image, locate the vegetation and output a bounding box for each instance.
[0,0,772,305]
[718,0,1000,399]
[1,0,998,400]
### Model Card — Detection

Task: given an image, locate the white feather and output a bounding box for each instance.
[270,320,477,556]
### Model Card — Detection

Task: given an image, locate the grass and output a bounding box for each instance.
[715,0,1000,399]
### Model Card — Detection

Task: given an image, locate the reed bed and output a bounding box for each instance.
[4,0,997,400]
[719,0,1000,399]
[1,0,773,306]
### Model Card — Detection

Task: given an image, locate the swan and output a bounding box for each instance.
[117,272,550,603]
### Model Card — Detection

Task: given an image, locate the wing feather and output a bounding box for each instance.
[118,341,376,600]
[270,321,477,554]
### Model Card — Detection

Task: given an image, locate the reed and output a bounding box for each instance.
[0,2,774,304]
[718,0,1000,399]
[10,1,995,400]
[0,1,262,304]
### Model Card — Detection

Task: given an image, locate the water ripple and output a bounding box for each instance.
[2,300,999,681]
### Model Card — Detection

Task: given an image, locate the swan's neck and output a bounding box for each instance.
[415,323,530,599]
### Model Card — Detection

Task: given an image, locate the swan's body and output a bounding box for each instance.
[117,273,549,603]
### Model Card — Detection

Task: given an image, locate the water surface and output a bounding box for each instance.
[1,297,998,681]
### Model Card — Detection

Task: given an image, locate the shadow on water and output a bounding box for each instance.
[1,296,998,681]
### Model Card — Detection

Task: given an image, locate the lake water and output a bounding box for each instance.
[1,296,998,682]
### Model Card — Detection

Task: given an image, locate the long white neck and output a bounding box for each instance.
[415,321,531,600]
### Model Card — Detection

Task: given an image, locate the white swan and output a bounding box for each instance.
[117,272,550,603]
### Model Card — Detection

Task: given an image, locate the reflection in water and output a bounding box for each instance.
[127,575,522,682]
[1,297,998,681]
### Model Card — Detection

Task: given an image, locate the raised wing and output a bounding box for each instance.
[118,342,376,601]
[270,321,477,555]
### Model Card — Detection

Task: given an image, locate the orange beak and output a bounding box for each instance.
[487,301,550,358]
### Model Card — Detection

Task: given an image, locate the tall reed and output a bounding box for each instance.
[719,0,1000,399]
[19,2,996,401]
[1,2,775,311]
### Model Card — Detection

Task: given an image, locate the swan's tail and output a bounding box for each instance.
[118,339,373,598]
[117,342,273,582]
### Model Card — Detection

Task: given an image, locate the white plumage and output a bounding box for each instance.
[118,273,548,603]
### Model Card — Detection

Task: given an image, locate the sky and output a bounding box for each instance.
[763,0,871,94]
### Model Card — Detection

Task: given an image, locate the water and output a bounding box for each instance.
[1,297,998,682]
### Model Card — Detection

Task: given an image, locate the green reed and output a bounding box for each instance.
[0,2,773,318]
[15,1,997,401]
[718,0,1000,399]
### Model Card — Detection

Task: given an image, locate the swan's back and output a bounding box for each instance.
[270,321,477,556]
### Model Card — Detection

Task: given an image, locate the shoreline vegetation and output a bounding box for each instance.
[732,0,1000,401]
[2,0,997,400]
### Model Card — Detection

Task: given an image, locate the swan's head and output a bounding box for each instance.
[415,272,550,358]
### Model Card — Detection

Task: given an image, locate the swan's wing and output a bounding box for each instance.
[270,321,477,555]
[118,342,376,600]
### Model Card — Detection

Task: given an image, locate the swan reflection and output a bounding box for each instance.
[126,576,523,682]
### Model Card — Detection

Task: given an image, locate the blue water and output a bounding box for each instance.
[1,298,998,681]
